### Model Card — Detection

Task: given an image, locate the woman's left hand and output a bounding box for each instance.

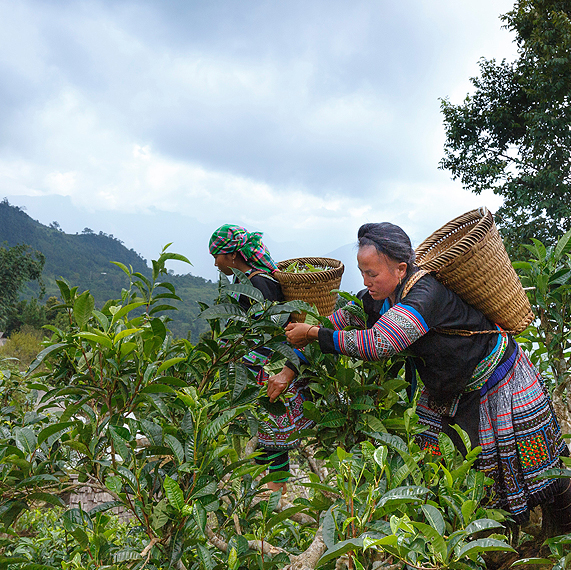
[285,323,318,348]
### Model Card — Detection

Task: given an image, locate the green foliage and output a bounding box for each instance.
[0,250,522,569]
[3,507,145,569]
[0,327,45,371]
[307,413,513,569]
[515,229,571,387]
[440,0,571,253]
[0,242,44,330]
[0,357,36,411]
[0,199,217,340]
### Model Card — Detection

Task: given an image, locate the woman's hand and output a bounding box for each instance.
[285,323,319,349]
[267,367,297,403]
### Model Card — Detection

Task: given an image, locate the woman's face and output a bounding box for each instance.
[213,253,235,275]
[357,245,408,301]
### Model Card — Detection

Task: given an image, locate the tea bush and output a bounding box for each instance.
[0,246,538,570]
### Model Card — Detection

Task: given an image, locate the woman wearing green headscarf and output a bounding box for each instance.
[209,224,313,493]
[209,224,281,300]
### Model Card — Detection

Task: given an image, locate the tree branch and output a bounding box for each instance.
[283,528,326,570]
[205,526,288,556]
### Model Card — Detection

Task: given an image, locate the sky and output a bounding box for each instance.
[0,0,517,291]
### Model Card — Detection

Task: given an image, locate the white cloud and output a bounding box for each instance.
[0,0,519,273]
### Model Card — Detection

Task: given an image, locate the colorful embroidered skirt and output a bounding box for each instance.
[256,370,314,451]
[417,344,567,522]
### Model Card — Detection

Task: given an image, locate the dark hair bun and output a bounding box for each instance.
[358,222,415,266]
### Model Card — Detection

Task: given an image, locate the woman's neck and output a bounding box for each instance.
[233,256,252,274]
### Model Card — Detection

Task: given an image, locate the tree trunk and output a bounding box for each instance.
[283,528,326,570]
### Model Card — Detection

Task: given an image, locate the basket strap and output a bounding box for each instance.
[433,327,503,336]
[401,269,430,299]
[248,270,265,279]
[401,270,508,336]
[247,270,278,282]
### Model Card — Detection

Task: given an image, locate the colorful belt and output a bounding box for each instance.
[479,343,517,396]
[464,327,509,393]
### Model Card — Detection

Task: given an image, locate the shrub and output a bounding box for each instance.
[0,326,45,370]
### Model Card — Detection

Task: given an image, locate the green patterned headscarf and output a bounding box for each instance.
[209,224,278,274]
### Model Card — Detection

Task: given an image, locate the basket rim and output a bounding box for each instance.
[275,257,344,284]
[416,207,493,266]
[414,207,534,333]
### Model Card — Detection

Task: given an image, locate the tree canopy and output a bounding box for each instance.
[0,243,45,331]
[440,0,571,252]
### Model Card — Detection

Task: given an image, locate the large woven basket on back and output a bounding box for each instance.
[274,257,344,322]
[415,208,534,334]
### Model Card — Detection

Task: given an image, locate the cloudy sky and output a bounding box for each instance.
[0,0,517,290]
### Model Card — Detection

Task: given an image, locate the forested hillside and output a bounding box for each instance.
[0,199,217,339]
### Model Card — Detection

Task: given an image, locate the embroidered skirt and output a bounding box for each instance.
[256,370,314,451]
[417,344,567,522]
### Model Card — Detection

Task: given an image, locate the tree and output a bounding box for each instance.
[0,243,45,330]
[440,0,571,253]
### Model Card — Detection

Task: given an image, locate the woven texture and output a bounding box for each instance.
[274,257,344,322]
[415,208,533,334]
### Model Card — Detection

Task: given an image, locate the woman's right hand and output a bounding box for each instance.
[267,367,297,403]
[285,323,319,348]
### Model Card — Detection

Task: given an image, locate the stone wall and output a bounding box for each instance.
[67,475,130,522]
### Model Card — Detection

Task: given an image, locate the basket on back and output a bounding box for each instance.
[274,257,344,322]
[415,208,533,334]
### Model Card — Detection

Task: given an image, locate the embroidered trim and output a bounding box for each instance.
[329,303,367,330]
[465,328,508,392]
[337,303,428,360]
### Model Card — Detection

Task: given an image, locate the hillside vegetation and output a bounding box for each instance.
[0,199,217,339]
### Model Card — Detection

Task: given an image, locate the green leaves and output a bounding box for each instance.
[320,410,347,428]
[317,537,364,567]
[258,396,286,416]
[420,504,445,535]
[555,228,571,260]
[164,476,185,511]
[110,301,146,324]
[28,342,67,373]
[14,427,37,455]
[515,231,571,387]
[200,304,248,321]
[157,356,186,373]
[73,291,95,328]
[203,407,246,439]
[457,537,516,559]
[37,422,76,446]
[464,518,504,535]
[377,486,430,509]
[75,332,112,349]
[165,434,185,464]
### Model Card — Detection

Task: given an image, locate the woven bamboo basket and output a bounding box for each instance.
[415,207,533,333]
[274,257,344,322]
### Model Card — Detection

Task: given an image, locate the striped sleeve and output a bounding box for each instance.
[333,303,429,360]
[328,303,367,331]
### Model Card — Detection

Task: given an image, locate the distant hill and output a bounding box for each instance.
[0,199,217,340]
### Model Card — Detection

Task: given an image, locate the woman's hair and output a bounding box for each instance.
[357,222,416,268]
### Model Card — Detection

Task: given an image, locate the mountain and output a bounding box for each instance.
[325,243,363,294]
[0,199,217,340]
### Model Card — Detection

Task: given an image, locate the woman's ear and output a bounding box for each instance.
[398,262,408,279]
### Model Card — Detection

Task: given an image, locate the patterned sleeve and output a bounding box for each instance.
[323,303,429,360]
[327,303,367,330]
